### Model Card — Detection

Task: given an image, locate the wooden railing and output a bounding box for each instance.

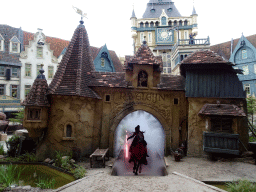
[203,132,240,155]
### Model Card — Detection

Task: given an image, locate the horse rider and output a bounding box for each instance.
[127,125,149,162]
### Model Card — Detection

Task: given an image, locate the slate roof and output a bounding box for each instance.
[48,21,101,99]
[0,25,23,66]
[124,41,163,71]
[143,0,181,19]
[198,104,246,117]
[210,34,256,60]
[23,31,123,72]
[22,77,50,107]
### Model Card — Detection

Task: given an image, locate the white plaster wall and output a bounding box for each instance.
[19,30,58,101]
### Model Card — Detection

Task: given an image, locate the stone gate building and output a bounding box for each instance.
[22,20,248,160]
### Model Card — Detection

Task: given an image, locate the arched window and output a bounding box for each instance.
[161,17,167,26]
[138,70,148,87]
[150,21,154,27]
[184,20,188,26]
[174,20,177,26]
[180,55,184,61]
[140,22,144,28]
[155,21,159,27]
[179,20,183,26]
[145,22,149,28]
[0,34,4,51]
[66,124,72,137]
[168,20,172,26]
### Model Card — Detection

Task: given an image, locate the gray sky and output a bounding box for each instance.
[1,0,255,57]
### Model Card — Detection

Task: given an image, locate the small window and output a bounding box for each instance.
[161,17,167,26]
[0,34,4,51]
[242,49,247,59]
[244,84,250,95]
[138,70,148,87]
[12,68,18,77]
[0,85,5,95]
[37,65,42,76]
[150,9,155,13]
[242,65,249,75]
[0,66,4,76]
[11,85,18,98]
[48,66,54,79]
[37,47,43,58]
[101,58,105,67]
[12,43,18,52]
[167,8,172,12]
[148,33,152,43]
[105,94,111,102]
[168,21,172,26]
[66,124,72,137]
[150,21,154,27]
[25,85,31,97]
[10,36,20,53]
[174,98,179,105]
[27,108,41,120]
[140,22,144,28]
[25,64,31,77]
[211,117,233,133]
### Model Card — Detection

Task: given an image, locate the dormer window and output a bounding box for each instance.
[0,34,4,51]
[161,17,167,26]
[10,36,20,53]
[138,70,148,87]
[101,58,105,67]
[150,9,155,13]
[167,8,172,12]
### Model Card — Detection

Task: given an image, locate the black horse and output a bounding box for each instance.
[129,139,147,175]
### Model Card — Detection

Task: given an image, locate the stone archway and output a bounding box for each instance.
[108,104,171,156]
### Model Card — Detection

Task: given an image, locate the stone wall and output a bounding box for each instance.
[187,97,248,157]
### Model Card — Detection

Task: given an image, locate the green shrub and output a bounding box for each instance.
[70,165,86,179]
[226,179,256,192]
[19,152,38,162]
[6,135,21,157]
[0,144,4,155]
[0,164,23,188]
[36,176,56,189]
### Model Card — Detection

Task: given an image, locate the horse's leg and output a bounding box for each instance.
[139,163,142,173]
[133,160,136,173]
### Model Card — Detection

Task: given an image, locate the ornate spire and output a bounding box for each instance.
[192,5,197,15]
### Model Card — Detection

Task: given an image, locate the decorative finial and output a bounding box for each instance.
[73,6,87,24]
[37,64,45,79]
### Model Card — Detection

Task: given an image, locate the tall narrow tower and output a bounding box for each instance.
[131,0,210,75]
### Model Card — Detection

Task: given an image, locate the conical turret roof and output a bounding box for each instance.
[48,21,100,99]
[22,71,50,107]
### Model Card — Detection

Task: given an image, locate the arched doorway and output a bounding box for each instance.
[114,110,165,158]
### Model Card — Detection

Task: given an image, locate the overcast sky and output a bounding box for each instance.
[1,0,255,57]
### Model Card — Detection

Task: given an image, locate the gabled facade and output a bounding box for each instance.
[211,34,256,97]
[20,29,59,101]
[0,25,23,114]
[131,0,210,75]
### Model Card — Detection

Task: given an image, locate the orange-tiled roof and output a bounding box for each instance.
[23,31,123,72]
[210,34,256,60]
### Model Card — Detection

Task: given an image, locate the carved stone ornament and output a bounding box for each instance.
[20,51,27,59]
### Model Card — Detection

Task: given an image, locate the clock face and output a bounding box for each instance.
[157,28,173,43]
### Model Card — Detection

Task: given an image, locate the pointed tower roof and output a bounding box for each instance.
[22,68,50,107]
[192,6,197,15]
[131,8,137,19]
[125,41,162,71]
[48,21,100,99]
[143,0,181,18]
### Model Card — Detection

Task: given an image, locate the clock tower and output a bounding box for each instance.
[131,0,210,74]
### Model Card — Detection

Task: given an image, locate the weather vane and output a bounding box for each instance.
[72,6,87,21]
